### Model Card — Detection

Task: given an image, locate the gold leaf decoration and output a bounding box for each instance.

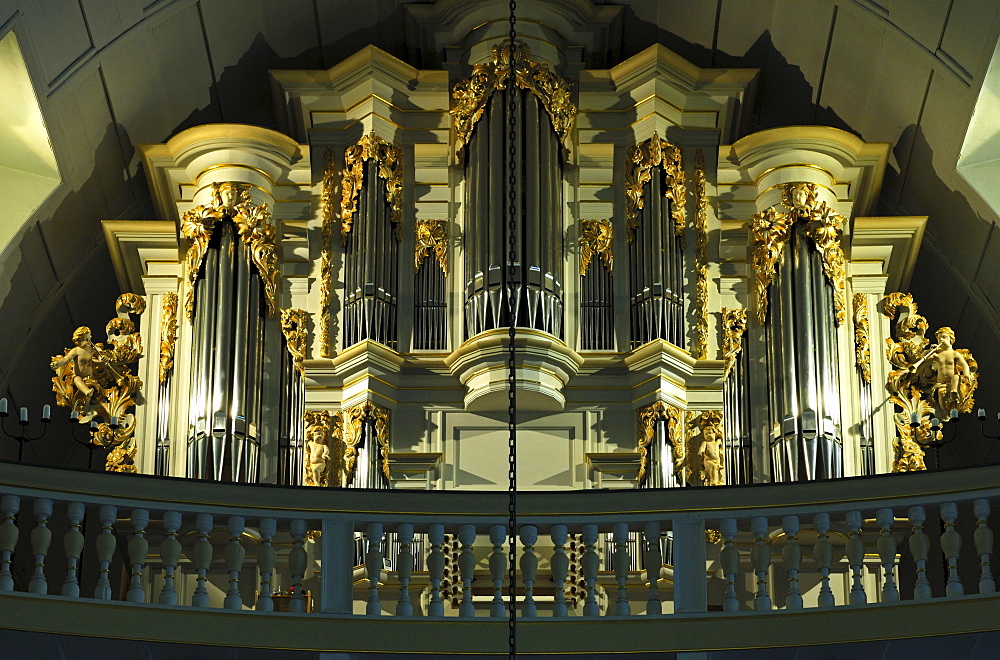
[852,293,871,384]
[280,308,308,375]
[339,133,404,243]
[749,206,794,325]
[341,402,391,486]
[579,219,613,275]
[319,146,337,357]
[158,292,178,385]
[304,410,332,487]
[693,149,709,359]
[637,401,684,487]
[690,410,724,486]
[624,133,686,243]
[721,308,748,380]
[451,40,576,155]
[414,218,449,275]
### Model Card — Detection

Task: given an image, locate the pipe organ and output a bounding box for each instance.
[88,1,966,490]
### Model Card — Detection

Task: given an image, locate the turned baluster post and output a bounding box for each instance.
[61,502,85,597]
[940,502,964,597]
[191,513,213,607]
[94,505,117,600]
[288,519,308,612]
[28,498,53,594]
[125,509,149,603]
[611,522,631,616]
[974,499,996,594]
[845,510,867,605]
[876,508,899,602]
[158,511,182,605]
[812,513,835,607]
[458,524,477,617]
[581,523,600,616]
[427,523,445,616]
[256,518,276,611]
[396,523,414,616]
[551,524,569,617]
[781,515,802,609]
[519,525,539,617]
[907,506,932,599]
[223,516,246,609]
[365,522,384,616]
[750,516,771,611]
[0,495,19,592]
[643,521,662,615]
[720,519,739,612]
[489,524,507,617]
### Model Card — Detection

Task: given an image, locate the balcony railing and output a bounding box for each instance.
[2,461,999,655]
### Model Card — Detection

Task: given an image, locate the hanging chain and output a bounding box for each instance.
[506,1,518,658]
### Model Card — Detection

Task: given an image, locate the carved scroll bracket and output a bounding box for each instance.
[625,133,686,243]
[579,219,613,275]
[721,308,748,380]
[158,292,178,385]
[414,218,449,275]
[338,133,404,243]
[853,293,871,384]
[280,308,308,375]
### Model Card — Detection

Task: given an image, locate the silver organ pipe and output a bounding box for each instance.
[579,257,613,350]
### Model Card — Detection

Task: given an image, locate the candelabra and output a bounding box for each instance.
[976,408,1000,463]
[68,411,120,470]
[0,398,51,462]
[910,408,959,471]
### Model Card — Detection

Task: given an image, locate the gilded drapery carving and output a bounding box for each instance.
[338,133,404,243]
[579,219,613,275]
[414,218,449,275]
[637,401,684,486]
[853,293,872,384]
[451,41,576,155]
[721,308,748,380]
[624,133,686,243]
[280,308,308,375]
[340,401,391,486]
[158,292,178,385]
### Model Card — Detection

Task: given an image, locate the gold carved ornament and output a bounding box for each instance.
[636,401,684,487]
[693,149,709,359]
[853,293,872,384]
[451,41,577,155]
[303,410,332,487]
[51,294,146,473]
[280,308,308,376]
[340,402,391,486]
[881,292,978,472]
[158,292,178,385]
[180,182,280,321]
[750,183,847,326]
[687,410,724,487]
[721,308,748,380]
[319,146,337,357]
[579,219,613,275]
[339,133,404,244]
[624,133,686,243]
[414,219,449,275]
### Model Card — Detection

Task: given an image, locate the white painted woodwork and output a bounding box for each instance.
[126,508,149,603]
[28,498,53,595]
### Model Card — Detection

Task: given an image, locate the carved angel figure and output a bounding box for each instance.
[303,410,332,487]
[50,326,101,404]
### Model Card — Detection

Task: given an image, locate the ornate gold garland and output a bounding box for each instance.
[319,146,337,357]
[625,133,686,243]
[636,401,684,486]
[158,292,178,385]
[451,41,576,155]
[414,219,449,275]
[721,308,748,380]
[579,219,613,275]
[340,401,391,486]
[852,293,871,384]
[338,133,404,243]
[280,308,308,375]
[693,149,709,359]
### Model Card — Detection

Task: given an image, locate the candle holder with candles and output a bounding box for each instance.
[0,398,51,462]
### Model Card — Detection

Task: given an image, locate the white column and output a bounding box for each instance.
[396,523,415,616]
[61,502,85,598]
[191,513,213,607]
[550,524,569,617]
[643,521,662,615]
[907,506,932,599]
[489,524,507,617]
[581,523,600,616]
[610,523,630,616]
[750,516,771,611]
[876,508,899,602]
[224,516,246,609]
[781,515,802,609]
[159,511,182,605]
[95,505,118,600]
[974,499,996,594]
[845,510,867,604]
[126,509,149,603]
[674,518,708,613]
[289,519,308,612]
[427,523,445,616]
[458,524,476,617]
[0,495,19,592]
[365,522,384,616]
[28,498,53,594]
[319,519,354,614]
[719,518,739,612]
[256,518,277,611]
[812,513,834,607]
[940,502,964,597]
[519,525,539,617]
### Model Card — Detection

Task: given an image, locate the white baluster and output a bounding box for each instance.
[643,521,662,615]
[396,523,414,616]
[489,524,507,617]
[720,519,739,612]
[28,498,53,594]
[427,523,445,616]
[520,525,538,617]
[781,515,802,609]
[812,513,834,607]
[60,502,85,597]
[0,495,19,592]
[974,499,996,594]
[458,524,476,617]
[365,522,384,616]
[256,518,276,611]
[551,524,569,617]
[845,510,867,605]
[907,506,932,599]
[582,523,600,616]
[224,516,246,609]
[612,522,631,616]
[191,513,213,607]
[876,508,899,602]
[940,502,964,597]
[158,511,182,605]
[289,519,308,613]
[126,509,149,603]
[94,505,117,600]
[750,516,771,611]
